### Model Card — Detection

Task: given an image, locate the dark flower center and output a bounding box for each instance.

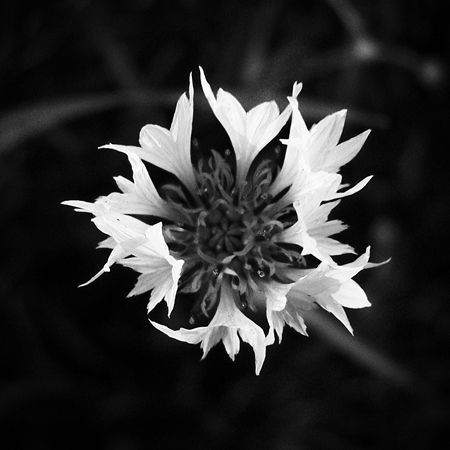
[161,149,306,319]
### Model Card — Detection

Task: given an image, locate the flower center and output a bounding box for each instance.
[161,149,306,319]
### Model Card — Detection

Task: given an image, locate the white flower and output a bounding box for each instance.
[63,68,382,374]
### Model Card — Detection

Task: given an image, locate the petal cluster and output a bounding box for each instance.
[63,68,383,374]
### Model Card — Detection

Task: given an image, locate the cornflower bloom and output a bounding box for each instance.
[64,68,381,374]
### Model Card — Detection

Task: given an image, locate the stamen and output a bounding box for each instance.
[161,148,313,322]
[239,292,248,309]
[253,196,271,215]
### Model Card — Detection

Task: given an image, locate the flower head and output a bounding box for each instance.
[63,68,382,374]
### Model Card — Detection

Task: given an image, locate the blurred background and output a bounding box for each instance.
[1,0,449,449]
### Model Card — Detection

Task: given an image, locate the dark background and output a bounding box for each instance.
[1,1,449,449]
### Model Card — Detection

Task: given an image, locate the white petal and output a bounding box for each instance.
[246,101,280,146]
[273,278,314,341]
[123,256,183,316]
[246,99,292,160]
[62,200,105,215]
[143,222,174,258]
[334,279,371,309]
[79,218,162,288]
[317,296,354,334]
[102,79,197,193]
[199,66,295,186]
[216,89,247,133]
[150,281,267,374]
[100,143,150,166]
[273,195,340,263]
[313,236,355,256]
[79,244,128,287]
[65,152,181,222]
[92,214,148,243]
[288,264,356,332]
[265,92,307,199]
[272,168,340,215]
[112,153,180,221]
[273,302,309,341]
[170,73,194,149]
[328,246,371,282]
[288,247,379,332]
[93,218,183,315]
[268,312,287,343]
[308,110,347,171]
[122,224,184,316]
[150,320,207,344]
[268,153,311,212]
[167,73,197,191]
[311,219,348,238]
[199,67,245,149]
[126,152,174,217]
[266,288,289,345]
[97,236,116,249]
[323,129,371,173]
[327,175,373,200]
[211,284,267,373]
[139,125,194,188]
[200,68,250,184]
[262,281,291,346]
[286,91,309,148]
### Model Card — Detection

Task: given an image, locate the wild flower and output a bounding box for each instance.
[64,68,381,374]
